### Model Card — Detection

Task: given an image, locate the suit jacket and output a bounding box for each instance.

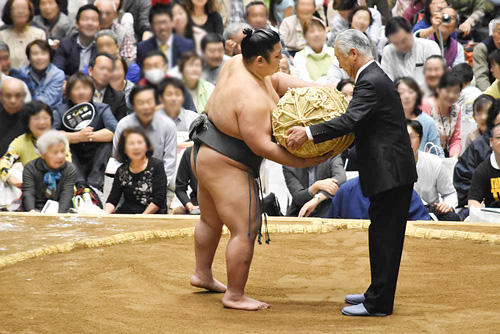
[137,34,195,67]
[283,155,346,217]
[53,33,97,77]
[310,62,417,198]
[102,86,129,122]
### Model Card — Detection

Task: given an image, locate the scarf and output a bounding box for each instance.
[300,47,334,81]
[44,170,61,199]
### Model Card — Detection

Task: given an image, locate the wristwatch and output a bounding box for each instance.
[313,194,322,202]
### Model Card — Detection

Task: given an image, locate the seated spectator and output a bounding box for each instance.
[348,6,378,58]
[21,130,76,213]
[84,30,140,84]
[336,78,353,102]
[447,0,487,38]
[468,125,500,208]
[158,77,198,131]
[174,146,199,214]
[245,1,292,60]
[422,71,463,158]
[328,0,382,50]
[0,78,27,157]
[279,0,324,55]
[0,0,46,69]
[171,0,206,55]
[110,56,135,110]
[269,0,294,27]
[178,51,214,114]
[473,19,500,91]
[381,16,441,87]
[453,62,482,120]
[0,101,70,207]
[293,19,335,83]
[327,177,430,220]
[201,33,230,85]
[401,0,424,24]
[105,128,167,214]
[413,0,448,38]
[137,4,195,71]
[32,0,76,49]
[484,50,500,99]
[138,50,197,111]
[223,22,251,57]
[53,5,99,77]
[22,39,64,108]
[407,120,459,221]
[465,95,494,150]
[278,57,290,74]
[397,76,441,152]
[120,0,151,41]
[454,98,500,209]
[95,0,136,65]
[468,123,500,210]
[0,41,31,86]
[53,73,117,193]
[283,155,346,217]
[113,85,177,207]
[428,7,465,68]
[185,0,223,35]
[32,0,67,15]
[88,52,129,121]
[422,55,446,97]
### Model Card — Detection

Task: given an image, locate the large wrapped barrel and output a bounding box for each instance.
[272,87,355,158]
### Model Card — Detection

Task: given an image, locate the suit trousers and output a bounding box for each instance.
[363,184,413,314]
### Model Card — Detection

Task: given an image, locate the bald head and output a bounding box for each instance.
[1,78,25,114]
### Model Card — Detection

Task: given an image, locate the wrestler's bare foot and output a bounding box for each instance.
[222,293,270,311]
[190,273,227,293]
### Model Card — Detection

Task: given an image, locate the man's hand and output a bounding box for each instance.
[431,13,442,31]
[459,21,471,36]
[311,178,339,196]
[434,201,452,214]
[287,126,309,150]
[225,39,237,56]
[7,175,23,189]
[142,31,154,41]
[186,202,200,213]
[299,197,320,217]
[79,127,94,142]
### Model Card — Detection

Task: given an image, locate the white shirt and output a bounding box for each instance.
[77,35,95,72]
[305,59,376,139]
[293,45,335,83]
[414,151,458,208]
[380,36,441,88]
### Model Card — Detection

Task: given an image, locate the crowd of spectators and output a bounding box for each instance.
[0,0,499,221]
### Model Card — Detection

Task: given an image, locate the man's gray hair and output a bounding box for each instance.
[335,29,373,58]
[37,130,69,155]
[0,41,9,54]
[95,29,118,44]
[94,0,117,12]
[223,22,251,40]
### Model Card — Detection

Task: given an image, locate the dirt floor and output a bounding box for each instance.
[2,228,500,334]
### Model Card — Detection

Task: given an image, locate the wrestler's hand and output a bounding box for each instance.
[299,198,320,217]
[287,126,309,150]
[301,152,334,168]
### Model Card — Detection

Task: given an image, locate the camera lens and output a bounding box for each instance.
[442,13,451,23]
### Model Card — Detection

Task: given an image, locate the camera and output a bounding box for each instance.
[442,13,451,23]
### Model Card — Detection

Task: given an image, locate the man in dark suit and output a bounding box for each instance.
[137,3,195,68]
[283,155,346,218]
[88,53,129,121]
[287,29,418,317]
[53,5,99,77]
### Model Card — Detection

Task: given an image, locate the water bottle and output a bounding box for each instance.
[83,188,92,206]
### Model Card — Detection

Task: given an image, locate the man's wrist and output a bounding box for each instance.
[305,126,313,140]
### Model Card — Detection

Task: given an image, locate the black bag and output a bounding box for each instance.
[261,192,283,217]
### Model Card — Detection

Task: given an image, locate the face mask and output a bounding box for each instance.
[144,69,165,85]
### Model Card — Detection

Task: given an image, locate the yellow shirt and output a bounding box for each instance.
[0,133,71,182]
[484,80,500,99]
